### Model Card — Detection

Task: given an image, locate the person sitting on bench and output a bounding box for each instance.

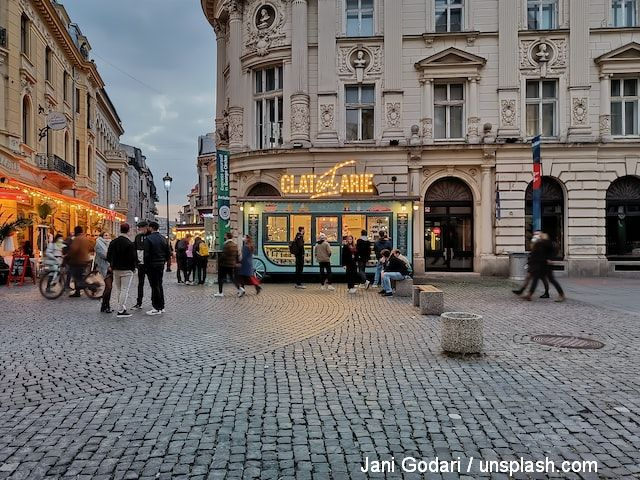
[379,249,410,297]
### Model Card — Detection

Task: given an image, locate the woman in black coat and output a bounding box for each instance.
[342,235,358,294]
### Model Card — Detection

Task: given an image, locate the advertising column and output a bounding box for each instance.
[216,150,230,249]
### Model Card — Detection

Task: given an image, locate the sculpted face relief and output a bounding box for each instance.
[280,161,375,198]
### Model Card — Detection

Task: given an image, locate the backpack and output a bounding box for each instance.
[198,242,209,257]
[289,241,298,255]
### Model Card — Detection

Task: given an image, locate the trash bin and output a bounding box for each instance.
[508,252,528,281]
[440,312,483,354]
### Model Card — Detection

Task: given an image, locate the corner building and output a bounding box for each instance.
[201,0,640,277]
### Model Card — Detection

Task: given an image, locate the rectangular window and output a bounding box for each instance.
[45,47,53,83]
[527,0,557,29]
[20,14,29,56]
[346,0,374,37]
[86,93,92,128]
[611,78,639,135]
[75,88,81,114]
[526,79,557,137]
[345,85,375,141]
[254,66,283,149]
[612,0,637,26]
[435,0,463,32]
[63,72,69,102]
[434,83,464,139]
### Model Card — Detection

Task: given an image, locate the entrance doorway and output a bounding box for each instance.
[606,175,640,259]
[424,178,474,271]
[525,176,564,258]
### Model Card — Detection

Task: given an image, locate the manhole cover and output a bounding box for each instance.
[531,335,605,349]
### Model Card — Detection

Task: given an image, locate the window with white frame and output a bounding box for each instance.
[611,78,639,135]
[435,0,463,33]
[254,66,283,149]
[434,83,464,139]
[527,0,557,30]
[612,0,637,27]
[345,85,375,141]
[526,79,557,137]
[346,0,374,37]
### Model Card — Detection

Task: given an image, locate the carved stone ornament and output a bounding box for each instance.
[245,0,287,57]
[386,103,401,128]
[520,38,567,74]
[338,46,383,77]
[599,114,611,135]
[501,100,516,127]
[291,102,310,136]
[320,104,334,129]
[215,110,230,145]
[228,111,244,145]
[572,98,588,125]
[421,118,433,139]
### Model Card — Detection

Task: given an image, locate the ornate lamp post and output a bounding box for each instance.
[163,173,173,271]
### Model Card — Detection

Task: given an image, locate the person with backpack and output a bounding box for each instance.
[238,235,261,296]
[341,234,358,294]
[132,221,149,310]
[372,231,393,288]
[315,233,335,290]
[356,229,372,289]
[174,234,190,284]
[290,226,306,289]
[215,232,242,297]
[193,236,209,284]
[66,225,92,297]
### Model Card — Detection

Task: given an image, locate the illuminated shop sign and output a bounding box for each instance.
[280,160,375,199]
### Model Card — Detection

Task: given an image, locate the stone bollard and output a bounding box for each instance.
[440,312,483,354]
[394,278,414,297]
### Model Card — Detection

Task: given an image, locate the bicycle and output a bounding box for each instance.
[39,262,105,300]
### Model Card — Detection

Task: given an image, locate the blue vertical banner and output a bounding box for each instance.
[216,150,230,249]
[531,135,542,232]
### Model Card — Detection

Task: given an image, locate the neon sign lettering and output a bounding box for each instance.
[280,161,375,198]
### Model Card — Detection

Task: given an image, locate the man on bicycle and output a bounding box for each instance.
[66,226,92,297]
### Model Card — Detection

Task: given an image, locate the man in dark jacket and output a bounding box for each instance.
[66,225,92,297]
[372,231,393,287]
[380,249,410,297]
[293,226,306,288]
[132,221,149,310]
[106,223,137,317]
[143,221,171,315]
[356,229,372,288]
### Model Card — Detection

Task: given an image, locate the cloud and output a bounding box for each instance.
[152,95,178,121]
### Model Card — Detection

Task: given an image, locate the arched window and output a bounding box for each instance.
[22,96,32,146]
[247,182,281,197]
[606,175,640,258]
[525,176,564,257]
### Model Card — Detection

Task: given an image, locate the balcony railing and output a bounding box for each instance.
[196,194,214,207]
[0,27,7,48]
[37,154,76,179]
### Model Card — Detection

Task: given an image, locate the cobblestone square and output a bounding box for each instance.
[0,276,639,479]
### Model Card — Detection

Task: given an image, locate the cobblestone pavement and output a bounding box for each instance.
[0,275,638,479]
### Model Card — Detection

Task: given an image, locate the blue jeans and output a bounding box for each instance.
[382,271,405,293]
[374,262,384,285]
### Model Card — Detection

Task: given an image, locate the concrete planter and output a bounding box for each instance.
[440,312,483,354]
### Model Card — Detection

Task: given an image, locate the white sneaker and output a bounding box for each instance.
[348,288,357,294]
[238,287,246,297]
[146,309,163,316]
[295,284,306,289]
[327,285,336,291]
[214,293,224,297]
[364,280,371,289]
[116,310,132,318]
[320,285,326,290]
[371,283,379,288]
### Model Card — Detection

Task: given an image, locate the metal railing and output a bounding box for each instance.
[196,194,214,207]
[37,154,76,179]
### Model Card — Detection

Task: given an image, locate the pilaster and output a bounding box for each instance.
[567,0,592,141]
[316,0,338,145]
[382,0,403,141]
[420,79,434,145]
[497,0,520,139]
[228,4,244,151]
[599,74,612,142]
[467,77,480,144]
[290,0,310,145]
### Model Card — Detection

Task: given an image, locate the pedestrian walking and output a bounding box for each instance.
[238,235,261,296]
[523,232,565,302]
[95,232,113,313]
[291,226,306,289]
[193,236,209,284]
[342,235,358,294]
[512,232,549,298]
[43,234,64,292]
[356,229,371,288]
[315,233,335,290]
[185,235,195,284]
[372,231,392,288]
[215,232,242,297]
[143,221,171,315]
[66,225,92,297]
[131,221,149,310]
[106,224,137,317]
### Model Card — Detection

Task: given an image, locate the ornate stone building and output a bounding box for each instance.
[0,0,127,251]
[201,0,640,276]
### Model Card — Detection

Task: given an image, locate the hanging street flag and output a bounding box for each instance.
[216,150,231,249]
[495,189,501,220]
[532,135,542,232]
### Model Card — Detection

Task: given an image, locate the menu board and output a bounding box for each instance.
[397,213,408,255]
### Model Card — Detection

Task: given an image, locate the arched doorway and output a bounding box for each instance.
[525,177,564,258]
[424,177,474,271]
[247,182,281,197]
[606,176,640,259]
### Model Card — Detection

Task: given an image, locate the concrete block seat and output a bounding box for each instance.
[413,284,444,315]
[392,277,413,297]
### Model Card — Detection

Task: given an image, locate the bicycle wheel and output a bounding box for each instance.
[39,271,65,299]
[253,258,267,281]
[84,271,105,299]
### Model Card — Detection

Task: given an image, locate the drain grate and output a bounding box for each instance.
[531,335,605,349]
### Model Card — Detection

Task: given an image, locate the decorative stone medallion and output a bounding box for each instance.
[572,98,588,125]
[245,0,287,57]
[320,104,334,129]
[386,103,401,128]
[500,100,516,127]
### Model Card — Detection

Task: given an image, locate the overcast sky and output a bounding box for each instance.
[62,0,216,220]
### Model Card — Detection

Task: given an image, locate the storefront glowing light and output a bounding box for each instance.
[280,160,375,198]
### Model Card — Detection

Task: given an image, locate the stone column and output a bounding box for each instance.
[599,74,611,142]
[497,0,520,139]
[480,165,493,255]
[228,2,244,152]
[420,79,434,144]
[467,77,480,144]
[213,20,228,149]
[290,0,310,145]
[382,0,403,141]
[316,0,338,144]
[567,0,592,141]
[410,165,424,273]
[0,50,7,132]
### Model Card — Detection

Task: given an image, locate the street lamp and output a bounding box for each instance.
[163,172,172,272]
[134,216,139,224]
[108,203,116,236]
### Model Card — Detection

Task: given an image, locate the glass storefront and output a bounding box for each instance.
[606,176,640,259]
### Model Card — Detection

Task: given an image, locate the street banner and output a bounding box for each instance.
[532,135,542,232]
[216,150,230,249]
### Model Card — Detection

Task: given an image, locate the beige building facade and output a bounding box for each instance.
[202,0,640,277]
[0,0,126,254]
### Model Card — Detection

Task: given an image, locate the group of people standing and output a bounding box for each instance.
[174,234,209,285]
[512,231,565,302]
